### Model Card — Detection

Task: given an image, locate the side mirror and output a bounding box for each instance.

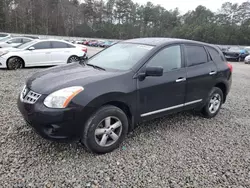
[28,47,35,51]
[145,66,163,77]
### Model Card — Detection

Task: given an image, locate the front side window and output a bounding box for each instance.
[185,45,208,66]
[32,42,51,50]
[86,43,154,70]
[147,45,182,72]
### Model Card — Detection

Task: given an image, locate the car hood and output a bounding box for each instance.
[26,63,123,94]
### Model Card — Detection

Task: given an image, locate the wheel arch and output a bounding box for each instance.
[214,82,227,103]
[7,56,25,67]
[103,101,134,132]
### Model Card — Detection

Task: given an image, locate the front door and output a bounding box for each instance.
[137,45,187,118]
[23,41,52,66]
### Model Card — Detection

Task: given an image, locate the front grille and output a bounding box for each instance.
[20,86,41,104]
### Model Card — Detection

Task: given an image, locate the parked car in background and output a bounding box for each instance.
[17,38,232,154]
[0,37,34,48]
[88,40,98,47]
[0,33,11,41]
[0,39,86,70]
[223,47,249,61]
[245,55,250,64]
[100,41,115,48]
[24,36,40,39]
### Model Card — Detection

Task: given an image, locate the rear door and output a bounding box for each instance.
[23,41,52,66]
[51,41,74,65]
[184,44,217,108]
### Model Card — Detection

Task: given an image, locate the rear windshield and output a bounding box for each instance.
[86,43,154,70]
[0,34,8,37]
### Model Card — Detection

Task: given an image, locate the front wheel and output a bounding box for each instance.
[201,87,223,118]
[81,105,129,154]
[7,57,23,70]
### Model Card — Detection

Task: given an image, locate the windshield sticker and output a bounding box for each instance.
[137,45,153,50]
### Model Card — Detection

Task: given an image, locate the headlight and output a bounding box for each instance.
[44,86,84,108]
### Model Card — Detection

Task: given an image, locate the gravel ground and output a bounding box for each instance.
[0,62,250,188]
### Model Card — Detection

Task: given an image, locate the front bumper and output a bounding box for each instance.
[245,59,250,64]
[17,94,96,142]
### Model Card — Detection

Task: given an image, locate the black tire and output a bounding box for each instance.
[67,56,80,64]
[7,57,23,70]
[81,105,129,154]
[201,87,224,118]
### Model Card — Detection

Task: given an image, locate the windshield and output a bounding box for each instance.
[86,43,154,70]
[15,41,37,49]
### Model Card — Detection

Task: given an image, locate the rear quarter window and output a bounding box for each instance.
[207,46,226,63]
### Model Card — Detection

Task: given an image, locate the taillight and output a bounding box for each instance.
[227,62,233,72]
[82,48,87,53]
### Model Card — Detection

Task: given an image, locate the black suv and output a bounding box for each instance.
[18,38,232,154]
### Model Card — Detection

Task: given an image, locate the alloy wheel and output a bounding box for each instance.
[94,116,122,147]
[8,58,23,70]
[68,56,79,63]
[208,93,221,114]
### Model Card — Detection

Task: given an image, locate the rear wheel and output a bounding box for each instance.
[67,56,80,64]
[81,105,129,154]
[201,87,223,118]
[7,57,23,70]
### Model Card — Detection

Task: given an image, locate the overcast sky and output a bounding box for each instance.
[132,0,247,13]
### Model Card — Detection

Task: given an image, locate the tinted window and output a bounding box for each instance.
[32,42,51,49]
[9,38,22,43]
[147,45,182,72]
[51,41,69,48]
[185,45,208,66]
[207,46,225,63]
[0,34,8,37]
[22,38,32,43]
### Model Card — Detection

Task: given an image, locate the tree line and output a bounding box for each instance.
[0,0,250,45]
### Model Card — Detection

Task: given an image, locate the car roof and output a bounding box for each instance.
[123,37,211,47]
[33,39,70,42]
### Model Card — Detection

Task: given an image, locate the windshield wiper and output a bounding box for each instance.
[86,63,106,71]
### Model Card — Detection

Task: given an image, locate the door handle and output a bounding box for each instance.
[209,71,217,75]
[176,77,186,83]
[45,52,51,54]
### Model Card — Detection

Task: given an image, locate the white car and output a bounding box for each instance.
[0,33,11,41]
[0,39,87,70]
[0,37,34,48]
[245,55,250,64]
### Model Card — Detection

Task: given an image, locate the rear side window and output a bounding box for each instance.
[185,45,208,66]
[22,38,32,43]
[51,41,69,48]
[32,42,51,49]
[207,46,226,63]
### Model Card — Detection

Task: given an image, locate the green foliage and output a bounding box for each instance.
[1,0,250,45]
